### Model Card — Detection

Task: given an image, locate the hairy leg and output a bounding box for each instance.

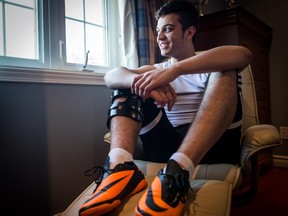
[107,94,142,168]
[178,70,238,165]
[110,115,141,154]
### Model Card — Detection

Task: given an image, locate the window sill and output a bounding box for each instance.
[0,66,106,85]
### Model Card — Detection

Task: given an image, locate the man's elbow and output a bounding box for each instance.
[104,67,121,88]
[240,46,252,67]
[103,71,112,88]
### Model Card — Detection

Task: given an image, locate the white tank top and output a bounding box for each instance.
[154,59,210,127]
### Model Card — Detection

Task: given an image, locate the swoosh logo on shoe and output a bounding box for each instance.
[85,175,128,204]
[136,205,152,216]
[144,187,167,212]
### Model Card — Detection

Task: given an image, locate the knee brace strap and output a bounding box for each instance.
[107,89,144,128]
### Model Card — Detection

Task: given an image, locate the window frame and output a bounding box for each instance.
[0,0,121,85]
[0,0,47,68]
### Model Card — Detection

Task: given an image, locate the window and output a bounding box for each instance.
[0,0,121,74]
[0,0,44,68]
[65,0,107,67]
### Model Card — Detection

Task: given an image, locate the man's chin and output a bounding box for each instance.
[160,51,170,58]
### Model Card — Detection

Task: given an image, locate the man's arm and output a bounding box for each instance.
[104,65,156,89]
[175,45,252,75]
[104,64,177,110]
[132,45,252,98]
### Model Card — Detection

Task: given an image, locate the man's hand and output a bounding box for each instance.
[148,84,177,111]
[131,67,178,98]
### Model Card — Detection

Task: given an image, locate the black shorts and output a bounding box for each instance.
[139,98,241,164]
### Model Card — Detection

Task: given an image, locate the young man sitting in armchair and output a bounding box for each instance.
[79,0,251,215]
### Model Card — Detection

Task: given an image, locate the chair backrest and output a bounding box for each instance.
[241,65,259,132]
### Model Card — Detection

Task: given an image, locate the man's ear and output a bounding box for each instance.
[185,26,196,40]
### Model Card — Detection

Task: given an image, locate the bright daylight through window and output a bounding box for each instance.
[0,0,39,61]
[65,0,107,67]
[0,0,119,73]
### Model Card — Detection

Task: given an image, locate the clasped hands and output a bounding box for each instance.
[131,67,178,111]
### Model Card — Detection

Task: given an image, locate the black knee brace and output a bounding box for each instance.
[107,89,144,129]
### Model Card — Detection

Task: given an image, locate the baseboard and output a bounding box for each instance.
[273,155,288,168]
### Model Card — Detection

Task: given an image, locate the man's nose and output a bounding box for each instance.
[157,31,165,40]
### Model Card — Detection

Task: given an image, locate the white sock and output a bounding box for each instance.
[108,148,133,169]
[169,152,195,178]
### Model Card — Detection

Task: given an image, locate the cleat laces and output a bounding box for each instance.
[162,171,192,205]
[83,166,112,192]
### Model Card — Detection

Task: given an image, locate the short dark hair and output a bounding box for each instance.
[155,0,199,32]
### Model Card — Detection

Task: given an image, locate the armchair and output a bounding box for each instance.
[62,65,281,216]
[191,65,282,206]
[106,65,282,205]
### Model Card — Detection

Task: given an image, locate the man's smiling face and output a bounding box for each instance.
[156,13,195,61]
[156,14,184,58]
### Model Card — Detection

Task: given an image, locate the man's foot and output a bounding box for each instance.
[135,159,191,216]
[79,157,147,216]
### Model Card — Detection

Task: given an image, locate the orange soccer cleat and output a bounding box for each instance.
[79,157,147,216]
[135,159,191,216]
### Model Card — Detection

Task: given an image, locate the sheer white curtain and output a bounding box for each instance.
[117,0,166,68]
[118,0,139,68]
